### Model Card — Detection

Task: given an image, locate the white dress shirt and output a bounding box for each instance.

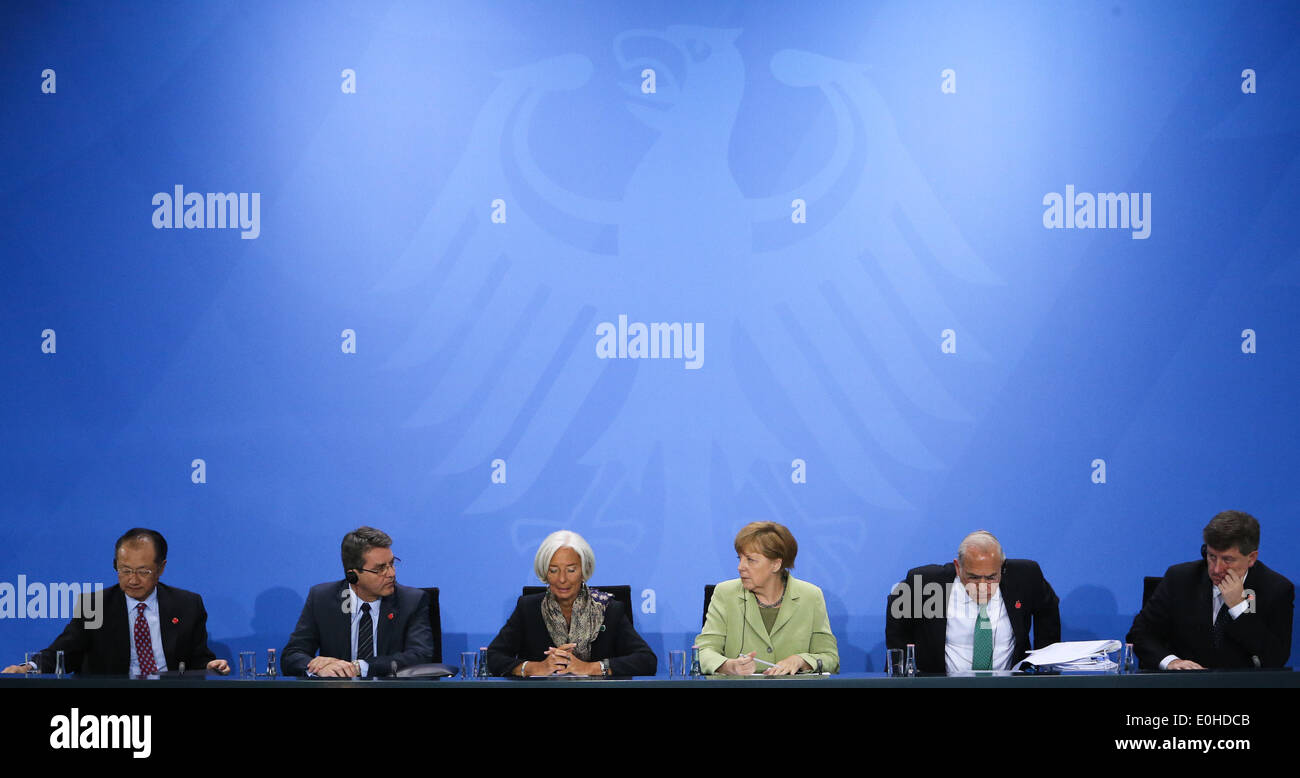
[945,582,1015,672]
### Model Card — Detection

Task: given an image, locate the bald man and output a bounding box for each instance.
[886,531,1060,674]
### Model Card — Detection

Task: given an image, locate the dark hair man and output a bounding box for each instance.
[1127,510,1294,670]
[3,528,228,675]
[281,527,433,677]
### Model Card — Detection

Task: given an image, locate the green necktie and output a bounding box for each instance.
[972,603,993,670]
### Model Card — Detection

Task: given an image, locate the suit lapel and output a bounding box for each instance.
[1195,570,1218,662]
[1197,573,1215,625]
[106,587,130,673]
[377,591,397,655]
[930,568,955,654]
[334,581,354,659]
[740,588,769,647]
[1001,570,1027,643]
[156,583,178,669]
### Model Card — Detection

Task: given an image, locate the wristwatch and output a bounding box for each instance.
[599,659,611,676]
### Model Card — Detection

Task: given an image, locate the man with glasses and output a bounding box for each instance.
[886,530,1060,674]
[1127,510,1293,670]
[281,526,433,677]
[2,528,229,676]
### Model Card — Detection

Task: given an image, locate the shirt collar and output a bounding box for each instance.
[126,586,159,611]
[347,584,381,614]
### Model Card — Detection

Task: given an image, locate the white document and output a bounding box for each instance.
[1016,639,1122,669]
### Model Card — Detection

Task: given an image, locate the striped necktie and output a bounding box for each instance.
[357,602,374,662]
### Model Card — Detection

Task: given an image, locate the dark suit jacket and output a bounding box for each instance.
[36,582,216,675]
[886,559,1061,674]
[1126,559,1294,670]
[485,593,657,676]
[280,581,434,677]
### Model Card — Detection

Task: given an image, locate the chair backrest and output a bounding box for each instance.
[420,587,443,663]
[521,585,634,628]
[702,583,717,627]
[1141,576,1163,610]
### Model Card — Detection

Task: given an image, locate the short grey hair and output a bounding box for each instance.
[957,530,1004,565]
[533,530,596,583]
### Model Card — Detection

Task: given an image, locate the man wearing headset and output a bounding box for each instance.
[1127,510,1294,670]
[281,526,433,677]
[886,530,1060,674]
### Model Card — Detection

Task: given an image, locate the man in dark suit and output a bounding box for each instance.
[281,526,433,678]
[2,528,229,676]
[1127,510,1294,670]
[886,530,1060,674]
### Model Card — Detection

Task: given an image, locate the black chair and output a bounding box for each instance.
[420,587,444,663]
[391,587,456,678]
[702,584,716,627]
[1142,577,1163,609]
[522,585,634,627]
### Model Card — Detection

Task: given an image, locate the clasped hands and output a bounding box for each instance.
[307,656,360,677]
[519,643,600,676]
[718,651,810,676]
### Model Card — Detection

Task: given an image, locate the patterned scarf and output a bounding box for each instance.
[540,584,609,661]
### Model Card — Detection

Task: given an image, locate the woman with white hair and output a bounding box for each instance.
[485,530,657,676]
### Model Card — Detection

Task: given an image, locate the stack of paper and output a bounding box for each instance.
[1014,640,1122,672]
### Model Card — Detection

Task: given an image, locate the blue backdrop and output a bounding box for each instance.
[3,0,1297,670]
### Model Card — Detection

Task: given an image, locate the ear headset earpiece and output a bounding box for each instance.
[345,569,359,585]
[1201,544,1208,561]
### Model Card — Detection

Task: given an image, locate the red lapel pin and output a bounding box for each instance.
[171,617,179,624]
[387,612,394,620]
[1014,601,1022,609]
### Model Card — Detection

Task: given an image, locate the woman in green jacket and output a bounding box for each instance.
[696,521,839,675]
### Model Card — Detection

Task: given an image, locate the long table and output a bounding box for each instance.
[5,668,1294,687]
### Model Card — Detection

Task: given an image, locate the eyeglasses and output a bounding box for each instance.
[116,567,156,578]
[358,557,401,576]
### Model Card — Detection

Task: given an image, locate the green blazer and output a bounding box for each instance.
[695,575,839,674]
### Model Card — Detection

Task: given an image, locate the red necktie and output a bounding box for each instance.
[134,602,159,676]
